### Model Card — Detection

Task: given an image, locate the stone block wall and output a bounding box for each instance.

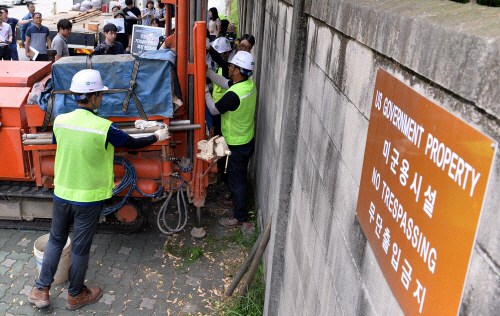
[237,0,500,315]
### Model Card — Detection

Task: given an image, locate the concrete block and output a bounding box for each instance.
[341,104,369,186]
[359,242,404,316]
[313,184,334,258]
[473,168,500,265]
[317,274,333,316]
[298,96,312,145]
[327,31,342,83]
[313,23,334,74]
[294,277,306,315]
[321,78,347,152]
[307,107,328,172]
[460,246,500,315]
[343,40,375,117]
[305,15,316,59]
[327,221,362,315]
[304,214,317,261]
[291,212,306,275]
[331,159,359,230]
[311,234,326,287]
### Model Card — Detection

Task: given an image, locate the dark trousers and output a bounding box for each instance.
[36,198,102,296]
[0,46,11,60]
[9,43,18,60]
[227,138,254,222]
[35,54,48,61]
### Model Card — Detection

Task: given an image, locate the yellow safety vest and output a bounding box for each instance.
[212,67,227,103]
[221,79,257,146]
[53,109,114,202]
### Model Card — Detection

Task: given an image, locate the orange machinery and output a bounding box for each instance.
[0,1,213,237]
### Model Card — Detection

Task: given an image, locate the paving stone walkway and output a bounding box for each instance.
[0,183,253,315]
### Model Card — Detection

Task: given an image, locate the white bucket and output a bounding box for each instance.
[34,234,71,285]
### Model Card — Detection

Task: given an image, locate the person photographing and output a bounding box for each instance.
[28,69,168,310]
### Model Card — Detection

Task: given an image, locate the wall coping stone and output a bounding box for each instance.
[305,0,500,117]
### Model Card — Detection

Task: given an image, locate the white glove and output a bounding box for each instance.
[154,128,170,141]
[135,119,166,130]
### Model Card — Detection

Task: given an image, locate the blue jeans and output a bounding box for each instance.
[227,138,255,222]
[9,43,18,60]
[36,198,102,296]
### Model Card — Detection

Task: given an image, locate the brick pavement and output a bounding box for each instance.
[0,184,251,315]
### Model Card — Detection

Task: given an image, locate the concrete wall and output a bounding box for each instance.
[237,0,500,315]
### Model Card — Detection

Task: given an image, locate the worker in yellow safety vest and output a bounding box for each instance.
[205,51,257,228]
[207,36,233,134]
[28,69,169,311]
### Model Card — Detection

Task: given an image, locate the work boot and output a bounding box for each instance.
[219,216,243,228]
[217,197,235,209]
[66,285,102,310]
[28,286,50,309]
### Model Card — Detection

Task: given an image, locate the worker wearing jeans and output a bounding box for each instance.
[204,51,257,227]
[28,69,169,310]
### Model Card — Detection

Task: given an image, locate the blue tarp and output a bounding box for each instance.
[41,49,176,119]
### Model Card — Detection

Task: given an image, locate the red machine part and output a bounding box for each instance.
[190,21,208,207]
[0,61,51,88]
[0,87,32,180]
[40,156,163,198]
[115,204,139,222]
[2,2,213,225]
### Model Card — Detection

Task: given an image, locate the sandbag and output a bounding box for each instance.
[80,0,92,11]
[91,0,102,10]
[42,50,176,119]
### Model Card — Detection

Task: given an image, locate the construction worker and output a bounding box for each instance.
[207,33,255,77]
[204,51,257,228]
[207,36,233,132]
[28,69,169,310]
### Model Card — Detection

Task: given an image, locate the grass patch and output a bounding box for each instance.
[229,0,239,37]
[163,244,204,265]
[212,263,266,316]
[204,228,259,253]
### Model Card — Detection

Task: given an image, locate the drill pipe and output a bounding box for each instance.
[22,124,200,145]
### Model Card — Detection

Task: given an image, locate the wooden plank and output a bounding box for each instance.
[43,11,110,34]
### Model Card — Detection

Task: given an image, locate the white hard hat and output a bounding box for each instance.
[70,69,109,93]
[229,51,254,72]
[212,37,232,53]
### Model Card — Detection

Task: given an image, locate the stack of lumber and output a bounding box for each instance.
[65,9,102,23]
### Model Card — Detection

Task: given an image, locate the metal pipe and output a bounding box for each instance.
[177,0,189,106]
[170,120,191,126]
[26,133,51,139]
[195,206,202,228]
[22,125,201,145]
[169,124,200,131]
[23,139,54,145]
[116,120,191,127]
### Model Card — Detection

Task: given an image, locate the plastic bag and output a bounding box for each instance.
[27,82,44,105]
[80,0,92,11]
[91,0,102,9]
[71,3,81,10]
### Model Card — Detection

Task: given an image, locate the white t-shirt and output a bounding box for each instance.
[208,18,221,35]
[0,22,12,47]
